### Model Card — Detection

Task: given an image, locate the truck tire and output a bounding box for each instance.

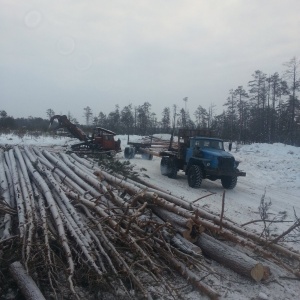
[160,157,169,175]
[142,153,153,160]
[167,159,177,179]
[221,176,237,189]
[124,147,135,159]
[187,165,202,188]
[160,157,177,178]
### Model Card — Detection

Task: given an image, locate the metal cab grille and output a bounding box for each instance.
[218,157,234,170]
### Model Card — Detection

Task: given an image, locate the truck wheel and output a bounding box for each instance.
[160,157,169,175]
[142,153,153,160]
[187,165,202,188]
[167,159,177,179]
[124,147,135,159]
[160,157,177,178]
[221,176,237,189]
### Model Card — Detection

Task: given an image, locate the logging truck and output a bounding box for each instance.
[159,129,246,189]
[124,135,170,160]
[125,129,246,189]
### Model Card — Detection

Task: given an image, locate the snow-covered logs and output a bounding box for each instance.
[9,261,46,300]
[0,146,299,299]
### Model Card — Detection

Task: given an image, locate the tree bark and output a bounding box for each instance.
[196,233,269,282]
[9,261,46,300]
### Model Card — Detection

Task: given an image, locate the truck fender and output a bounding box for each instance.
[186,157,210,174]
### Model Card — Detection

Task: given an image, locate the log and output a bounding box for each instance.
[196,233,269,282]
[9,261,46,300]
[96,169,300,262]
[0,150,12,239]
[151,205,204,242]
[158,249,219,300]
[22,148,76,295]
[3,146,298,299]
[8,149,25,238]
[41,149,101,198]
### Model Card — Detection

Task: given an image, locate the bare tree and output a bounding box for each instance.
[46,109,55,119]
[207,103,216,129]
[161,107,171,132]
[83,106,93,126]
[234,86,248,142]
[194,105,208,128]
[283,57,300,145]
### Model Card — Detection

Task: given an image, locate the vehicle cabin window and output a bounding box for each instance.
[194,140,223,150]
[104,135,113,141]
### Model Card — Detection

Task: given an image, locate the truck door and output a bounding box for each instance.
[185,139,195,163]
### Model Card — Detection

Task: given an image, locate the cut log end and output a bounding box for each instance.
[250,263,265,282]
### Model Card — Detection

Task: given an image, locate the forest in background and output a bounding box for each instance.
[1,57,300,146]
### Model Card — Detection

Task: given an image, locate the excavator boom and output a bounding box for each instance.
[49,115,121,154]
[49,115,88,142]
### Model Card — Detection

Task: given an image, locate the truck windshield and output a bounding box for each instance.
[195,140,223,150]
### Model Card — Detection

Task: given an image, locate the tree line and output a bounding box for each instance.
[81,57,300,145]
[1,57,299,145]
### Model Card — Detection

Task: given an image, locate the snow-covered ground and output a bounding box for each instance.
[1,133,300,300]
[117,135,300,246]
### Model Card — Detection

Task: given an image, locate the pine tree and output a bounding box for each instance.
[83,106,93,126]
[283,57,300,145]
[161,107,171,132]
[120,104,134,134]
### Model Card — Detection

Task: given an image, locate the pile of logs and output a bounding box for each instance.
[0,146,299,300]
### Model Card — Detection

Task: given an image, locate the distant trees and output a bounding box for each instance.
[120,104,134,134]
[67,111,78,124]
[136,102,152,135]
[46,108,55,119]
[194,105,208,128]
[0,110,8,118]
[0,110,16,130]
[283,57,300,145]
[161,107,171,132]
[106,105,121,133]
[0,57,299,145]
[97,112,107,128]
[212,57,300,145]
[83,106,93,126]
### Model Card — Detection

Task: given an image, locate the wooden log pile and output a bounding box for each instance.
[0,146,299,299]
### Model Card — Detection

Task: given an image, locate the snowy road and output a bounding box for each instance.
[117,141,300,253]
[116,141,300,299]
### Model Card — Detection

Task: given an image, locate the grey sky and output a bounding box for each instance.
[1,0,300,123]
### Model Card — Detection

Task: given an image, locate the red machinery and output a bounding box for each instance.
[49,115,121,154]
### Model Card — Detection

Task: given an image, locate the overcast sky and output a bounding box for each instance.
[1,0,300,123]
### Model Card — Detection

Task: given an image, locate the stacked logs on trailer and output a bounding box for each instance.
[0,146,300,300]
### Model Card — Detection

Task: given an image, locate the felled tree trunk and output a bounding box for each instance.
[9,261,46,300]
[151,205,204,242]
[196,233,269,282]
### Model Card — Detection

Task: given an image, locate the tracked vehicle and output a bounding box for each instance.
[49,115,121,154]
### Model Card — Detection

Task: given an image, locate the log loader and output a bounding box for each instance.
[49,115,121,154]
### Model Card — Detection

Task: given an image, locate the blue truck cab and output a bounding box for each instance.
[160,129,246,189]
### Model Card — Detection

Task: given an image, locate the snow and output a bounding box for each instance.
[1,133,300,299]
[117,136,300,247]
[0,133,77,147]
